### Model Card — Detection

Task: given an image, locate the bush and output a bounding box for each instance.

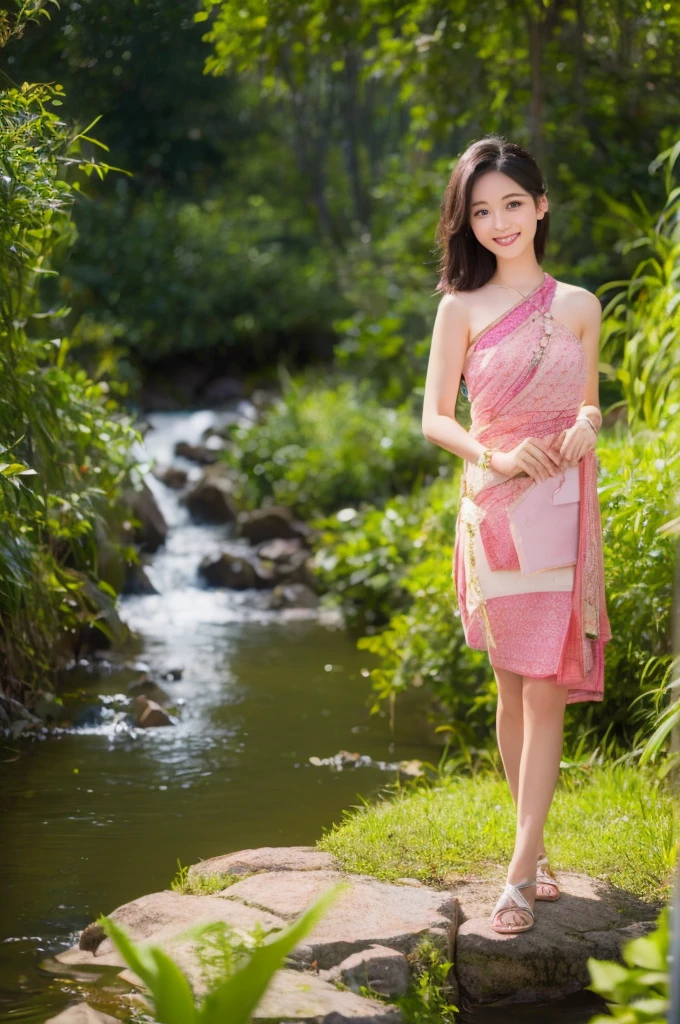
[0,74,141,695]
[221,369,450,519]
[311,426,678,756]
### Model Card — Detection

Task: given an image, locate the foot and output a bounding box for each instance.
[490,877,536,933]
[535,851,560,900]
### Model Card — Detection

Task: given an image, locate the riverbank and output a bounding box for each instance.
[48,761,673,1021]
[0,410,442,1023]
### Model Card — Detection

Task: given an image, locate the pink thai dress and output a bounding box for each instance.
[452,272,612,703]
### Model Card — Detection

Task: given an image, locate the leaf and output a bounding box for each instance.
[197,882,347,1023]
[586,957,629,993]
[623,908,669,971]
[98,914,197,1024]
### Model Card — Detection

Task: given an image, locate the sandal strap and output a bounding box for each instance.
[490,878,536,921]
[537,858,557,880]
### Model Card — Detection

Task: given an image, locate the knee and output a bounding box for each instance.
[497,691,523,719]
[522,677,568,719]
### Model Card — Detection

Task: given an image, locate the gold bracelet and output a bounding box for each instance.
[575,415,599,439]
[476,448,494,471]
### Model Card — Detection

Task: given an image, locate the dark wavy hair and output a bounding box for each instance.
[434,134,549,293]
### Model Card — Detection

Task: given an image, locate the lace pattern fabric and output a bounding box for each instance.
[452,273,612,701]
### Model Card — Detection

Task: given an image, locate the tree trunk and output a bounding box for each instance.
[526,2,545,167]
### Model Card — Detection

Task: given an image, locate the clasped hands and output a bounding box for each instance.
[492,414,599,483]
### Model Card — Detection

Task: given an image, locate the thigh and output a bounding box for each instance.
[492,663,524,710]
[522,675,569,718]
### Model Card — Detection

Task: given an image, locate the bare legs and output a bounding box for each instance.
[492,665,569,927]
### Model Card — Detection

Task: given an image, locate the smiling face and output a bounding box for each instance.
[468,169,548,259]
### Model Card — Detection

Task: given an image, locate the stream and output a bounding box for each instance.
[0,408,606,1023]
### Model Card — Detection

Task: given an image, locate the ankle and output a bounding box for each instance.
[506,864,536,887]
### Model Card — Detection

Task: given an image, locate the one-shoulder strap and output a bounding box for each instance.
[468,273,555,356]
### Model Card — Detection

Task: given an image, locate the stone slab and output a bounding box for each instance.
[188,845,339,881]
[453,870,661,1005]
[219,868,457,968]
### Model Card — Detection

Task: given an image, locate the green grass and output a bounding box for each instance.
[315,763,678,904]
[170,859,251,895]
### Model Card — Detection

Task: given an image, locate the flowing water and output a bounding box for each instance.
[0,409,606,1023]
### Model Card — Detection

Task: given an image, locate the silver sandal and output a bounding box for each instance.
[490,877,536,933]
[536,852,560,900]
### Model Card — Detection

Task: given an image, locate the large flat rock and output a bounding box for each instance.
[55,890,285,981]
[451,870,661,1005]
[244,967,402,1023]
[188,844,339,881]
[51,846,660,1016]
[119,965,403,1022]
[218,868,457,968]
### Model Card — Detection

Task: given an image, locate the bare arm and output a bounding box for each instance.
[421,293,487,465]
[576,289,603,429]
[557,289,603,466]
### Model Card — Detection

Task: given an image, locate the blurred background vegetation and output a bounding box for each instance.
[1,0,679,764]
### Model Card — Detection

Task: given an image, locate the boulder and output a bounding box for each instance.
[0,692,42,725]
[57,890,287,993]
[127,678,171,704]
[182,470,239,523]
[153,464,188,489]
[256,537,305,561]
[122,561,158,596]
[265,548,317,588]
[45,1004,120,1023]
[52,845,661,1017]
[123,480,167,553]
[320,945,412,998]
[133,696,174,728]
[174,440,220,465]
[451,871,661,1006]
[270,582,319,609]
[199,551,260,589]
[237,506,312,544]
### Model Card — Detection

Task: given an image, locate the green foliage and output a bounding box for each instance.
[170,859,244,896]
[393,937,457,1023]
[315,471,493,745]
[69,184,343,369]
[220,369,449,519]
[331,158,455,405]
[585,906,670,1023]
[638,658,680,775]
[0,72,141,691]
[590,430,678,738]
[598,140,680,431]
[98,882,346,1023]
[310,426,678,755]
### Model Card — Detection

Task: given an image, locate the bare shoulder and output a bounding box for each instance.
[437,288,472,315]
[435,288,473,332]
[553,279,602,320]
[552,279,602,344]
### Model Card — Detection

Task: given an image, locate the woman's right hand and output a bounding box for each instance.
[490,437,563,483]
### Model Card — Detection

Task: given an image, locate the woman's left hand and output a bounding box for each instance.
[551,420,597,469]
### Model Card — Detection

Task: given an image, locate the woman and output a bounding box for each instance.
[422,135,611,935]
